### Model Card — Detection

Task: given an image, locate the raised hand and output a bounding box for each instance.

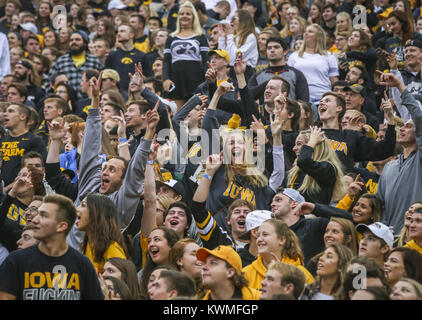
[381,91,395,125]
[294,202,315,216]
[376,70,405,90]
[274,93,286,112]
[249,114,264,132]
[129,62,144,93]
[47,118,66,141]
[216,81,234,96]
[347,174,364,199]
[10,174,33,198]
[387,52,398,70]
[163,79,175,92]
[346,115,365,131]
[149,134,160,161]
[307,126,325,148]
[205,152,223,176]
[111,110,127,139]
[205,61,217,83]
[146,100,160,130]
[197,93,208,107]
[270,111,284,137]
[89,71,103,99]
[233,51,247,75]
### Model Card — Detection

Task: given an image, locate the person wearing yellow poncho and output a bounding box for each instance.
[76,193,128,274]
[242,219,314,292]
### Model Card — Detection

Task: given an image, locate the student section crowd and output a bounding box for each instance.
[0,0,421,301]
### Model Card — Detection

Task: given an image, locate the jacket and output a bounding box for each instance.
[202,286,261,300]
[377,89,422,234]
[66,108,151,250]
[289,203,354,264]
[242,256,315,291]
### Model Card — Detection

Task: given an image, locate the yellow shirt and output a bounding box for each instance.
[242,256,314,291]
[202,286,260,300]
[85,242,127,274]
[336,194,354,211]
[71,53,86,68]
[134,38,150,53]
[404,240,422,255]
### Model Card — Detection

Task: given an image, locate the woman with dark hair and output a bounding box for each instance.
[93,18,116,48]
[307,1,323,26]
[76,193,129,274]
[54,82,78,114]
[300,244,353,300]
[217,8,258,82]
[102,257,142,300]
[169,238,205,299]
[382,10,422,70]
[102,275,134,300]
[139,226,180,299]
[297,100,313,130]
[384,247,422,287]
[43,28,59,49]
[338,28,377,84]
[7,31,22,48]
[36,0,52,32]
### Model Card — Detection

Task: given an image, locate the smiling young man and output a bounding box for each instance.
[196,245,260,300]
[317,91,396,169]
[162,202,193,239]
[35,97,68,145]
[248,37,309,103]
[270,188,353,264]
[1,103,46,190]
[0,194,104,300]
[377,72,422,233]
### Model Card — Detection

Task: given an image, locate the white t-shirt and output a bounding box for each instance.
[218,33,258,68]
[287,51,339,104]
[311,292,334,300]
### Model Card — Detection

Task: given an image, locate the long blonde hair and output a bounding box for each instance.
[171,1,203,37]
[234,9,258,47]
[221,128,268,188]
[334,12,353,37]
[280,16,308,38]
[287,129,346,201]
[298,23,327,57]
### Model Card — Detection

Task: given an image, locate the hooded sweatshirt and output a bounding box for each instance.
[377,89,422,234]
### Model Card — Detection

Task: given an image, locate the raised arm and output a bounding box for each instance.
[140,136,159,238]
[192,154,235,249]
[110,102,158,229]
[268,107,285,192]
[112,111,131,161]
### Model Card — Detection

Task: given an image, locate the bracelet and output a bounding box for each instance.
[119,138,128,143]
[118,142,128,148]
[203,173,213,180]
[147,159,155,165]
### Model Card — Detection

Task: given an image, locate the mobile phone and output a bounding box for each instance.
[169,84,176,92]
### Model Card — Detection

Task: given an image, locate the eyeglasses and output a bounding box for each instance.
[24,206,39,219]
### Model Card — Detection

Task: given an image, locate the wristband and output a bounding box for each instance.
[147,160,155,165]
[203,173,213,180]
[119,138,128,143]
[118,142,128,148]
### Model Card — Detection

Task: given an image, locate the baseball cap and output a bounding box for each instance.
[343,84,367,97]
[102,69,120,82]
[282,188,305,204]
[356,222,394,249]
[238,210,272,240]
[108,0,127,10]
[196,245,242,273]
[156,178,186,201]
[405,39,422,50]
[208,49,230,63]
[19,22,38,35]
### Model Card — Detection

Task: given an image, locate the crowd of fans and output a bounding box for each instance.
[0,0,421,301]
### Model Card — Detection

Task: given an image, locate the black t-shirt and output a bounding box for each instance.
[105,47,145,94]
[0,131,47,186]
[0,195,28,252]
[0,245,104,300]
